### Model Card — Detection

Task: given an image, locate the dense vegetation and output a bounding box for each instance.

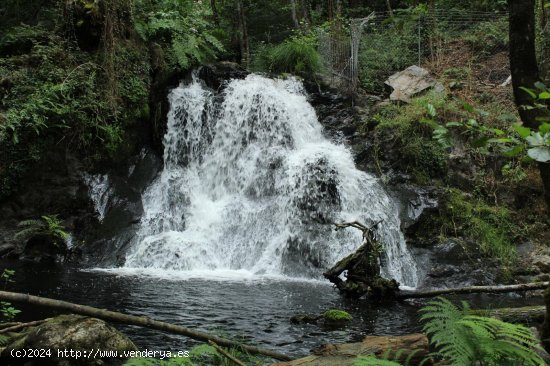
[1,0,550,365]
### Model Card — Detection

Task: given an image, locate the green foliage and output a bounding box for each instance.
[252,34,321,76]
[0,24,48,54]
[354,349,424,366]
[421,297,545,366]
[0,334,10,346]
[124,356,195,366]
[0,11,151,199]
[134,0,224,71]
[323,309,352,322]
[463,19,509,56]
[354,356,402,366]
[440,188,517,263]
[0,269,20,322]
[123,343,265,366]
[359,10,421,93]
[372,93,448,183]
[15,215,69,245]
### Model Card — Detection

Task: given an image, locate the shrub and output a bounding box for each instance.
[252,34,321,76]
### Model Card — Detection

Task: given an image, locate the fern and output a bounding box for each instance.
[420,297,545,366]
[0,334,10,346]
[14,215,68,243]
[135,0,224,72]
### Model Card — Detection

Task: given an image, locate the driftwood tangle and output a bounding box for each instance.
[0,291,292,361]
[324,221,398,299]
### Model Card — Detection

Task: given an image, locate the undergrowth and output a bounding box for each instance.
[438,188,518,264]
[252,33,321,76]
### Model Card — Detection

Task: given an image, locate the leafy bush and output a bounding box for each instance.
[252,34,321,76]
[134,0,224,71]
[372,93,449,182]
[0,19,150,200]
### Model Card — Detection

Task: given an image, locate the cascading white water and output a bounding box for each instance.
[83,173,112,222]
[124,74,418,287]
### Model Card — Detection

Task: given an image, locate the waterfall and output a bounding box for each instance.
[123,74,418,287]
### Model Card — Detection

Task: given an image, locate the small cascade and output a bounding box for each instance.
[83,173,112,222]
[123,74,418,286]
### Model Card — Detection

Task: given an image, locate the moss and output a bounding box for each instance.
[323,309,352,322]
[370,93,449,183]
[439,188,518,264]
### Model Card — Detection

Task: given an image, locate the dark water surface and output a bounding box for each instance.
[1,259,422,357]
[1,259,543,358]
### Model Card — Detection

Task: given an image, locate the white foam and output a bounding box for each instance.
[122,74,418,287]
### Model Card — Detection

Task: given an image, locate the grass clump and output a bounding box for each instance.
[439,188,518,264]
[252,34,321,76]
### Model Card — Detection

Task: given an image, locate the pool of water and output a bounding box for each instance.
[3,259,544,360]
[1,259,425,358]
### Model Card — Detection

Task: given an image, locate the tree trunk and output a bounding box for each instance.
[542,285,550,352]
[0,291,291,361]
[541,0,547,30]
[236,0,249,68]
[385,0,394,16]
[472,306,545,324]
[290,0,300,29]
[210,0,219,26]
[508,0,550,211]
[396,282,549,299]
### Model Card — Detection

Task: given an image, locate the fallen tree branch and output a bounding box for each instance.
[0,291,291,361]
[209,340,247,366]
[472,306,545,324]
[397,282,549,299]
[0,322,21,329]
[0,319,50,334]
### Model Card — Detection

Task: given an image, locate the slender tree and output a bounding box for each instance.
[508,0,550,211]
[236,0,249,67]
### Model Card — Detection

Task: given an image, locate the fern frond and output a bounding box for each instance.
[0,334,10,346]
[16,219,43,228]
[420,298,546,366]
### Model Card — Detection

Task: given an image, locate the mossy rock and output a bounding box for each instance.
[0,314,137,366]
[323,309,352,325]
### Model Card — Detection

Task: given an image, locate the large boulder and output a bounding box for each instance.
[385,65,445,103]
[1,315,138,366]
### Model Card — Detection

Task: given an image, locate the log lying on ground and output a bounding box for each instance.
[271,334,431,366]
[0,291,291,361]
[472,306,545,324]
[397,282,549,299]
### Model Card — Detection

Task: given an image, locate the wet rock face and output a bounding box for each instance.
[198,62,249,91]
[1,315,138,366]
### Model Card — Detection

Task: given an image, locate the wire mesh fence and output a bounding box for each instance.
[319,10,520,96]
